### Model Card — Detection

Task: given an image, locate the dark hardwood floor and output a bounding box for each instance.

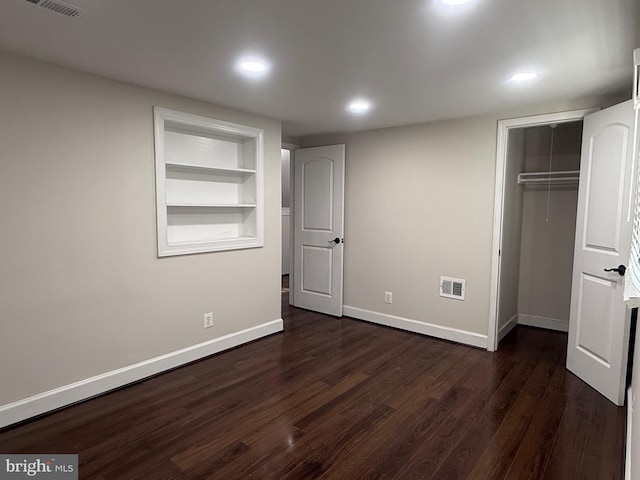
[0,295,626,479]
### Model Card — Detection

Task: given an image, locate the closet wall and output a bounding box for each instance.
[497,129,526,335]
[517,122,582,331]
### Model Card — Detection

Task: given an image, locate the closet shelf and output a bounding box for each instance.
[517,170,580,186]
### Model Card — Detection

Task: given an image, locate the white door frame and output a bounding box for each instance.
[487,108,598,352]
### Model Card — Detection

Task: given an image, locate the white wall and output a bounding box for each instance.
[282,149,291,275]
[281,149,291,208]
[298,96,624,344]
[0,51,282,419]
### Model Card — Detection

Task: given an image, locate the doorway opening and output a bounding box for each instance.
[281,144,295,309]
[488,109,595,352]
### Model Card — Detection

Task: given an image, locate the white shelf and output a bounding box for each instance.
[165,162,256,175]
[154,107,264,256]
[167,203,257,208]
[168,236,259,246]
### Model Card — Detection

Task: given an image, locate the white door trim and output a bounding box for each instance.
[487,108,598,351]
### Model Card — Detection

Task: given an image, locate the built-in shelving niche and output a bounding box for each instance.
[153,107,264,256]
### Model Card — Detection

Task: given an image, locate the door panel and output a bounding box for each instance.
[302,246,333,295]
[567,100,634,406]
[293,145,345,316]
[584,126,629,252]
[575,273,615,366]
[302,159,334,231]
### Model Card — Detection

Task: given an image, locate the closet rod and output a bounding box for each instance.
[517,170,580,186]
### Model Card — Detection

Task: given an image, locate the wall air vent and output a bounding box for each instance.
[23,0,84,18]
[440,276,466,301]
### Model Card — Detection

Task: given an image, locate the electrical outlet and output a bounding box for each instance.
[203,312,214,328]
[384,291,393,304]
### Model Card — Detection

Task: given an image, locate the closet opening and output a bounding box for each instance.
[488,109,596,352]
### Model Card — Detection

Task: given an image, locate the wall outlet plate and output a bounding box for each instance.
[203,312,214,328]
[384,291,393,304]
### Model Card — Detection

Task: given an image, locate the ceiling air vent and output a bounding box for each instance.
[440,276,466,301]
[23,0,84,18]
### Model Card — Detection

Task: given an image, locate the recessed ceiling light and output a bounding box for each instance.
[433,0,477,16]
[509,71,540,83]
[235,56,271,79]
[239,60,267,73]
[347,99,372,114]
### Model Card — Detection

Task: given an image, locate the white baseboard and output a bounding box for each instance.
[0,319,283,429]
[627,385,633,480]
[343,306,487,349]
[498,314,518,341]
[517,314,569,332]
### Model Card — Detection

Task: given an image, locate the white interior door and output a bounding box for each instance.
[293,145,345,316]
[567,100,635,406]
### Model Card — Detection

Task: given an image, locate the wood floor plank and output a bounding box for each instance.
[413,347,560,479]
[0,303,627,480]
[542,381,626,480]
[500,386,566,480]
[355,387,472,480]
[465,393,540,480]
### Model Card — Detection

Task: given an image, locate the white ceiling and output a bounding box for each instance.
[0,0,638,138]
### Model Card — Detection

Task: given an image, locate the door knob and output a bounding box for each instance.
[604,265,626,276]
[328,237,341,244]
